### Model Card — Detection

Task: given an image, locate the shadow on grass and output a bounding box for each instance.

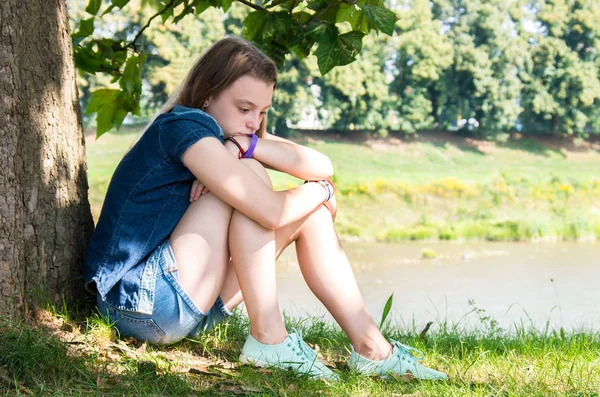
[0,319,207,395]
[4,306,600,396]
[291,128,600,159]
[418,132,486,156]
[291,129,489,156]
[0,315,345,396]
[500,137,566,158]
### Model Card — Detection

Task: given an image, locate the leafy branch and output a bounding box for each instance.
[73,0,398,137]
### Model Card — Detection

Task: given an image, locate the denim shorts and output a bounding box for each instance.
[96,239,231,345]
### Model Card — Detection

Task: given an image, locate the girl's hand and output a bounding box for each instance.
[190,179,209,202]
[323,192,337,222]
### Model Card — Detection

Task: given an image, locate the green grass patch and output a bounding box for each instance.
[86,130,600,241]
[2,307,599,396]
[420,248,438,259]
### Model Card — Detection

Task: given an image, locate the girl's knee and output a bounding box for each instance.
[300,205,333,232]
[240,158,272,189]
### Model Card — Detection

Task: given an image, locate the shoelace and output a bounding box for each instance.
[290,330,319,363]
[391,340,425,362]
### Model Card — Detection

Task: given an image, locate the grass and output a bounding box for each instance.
[86,127,600,242]
[1,304,599,396]
[9,129,593,395]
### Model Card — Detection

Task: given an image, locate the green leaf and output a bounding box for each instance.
[313,26,364,74]
[73,45,101,74]
[292,11,312,24]
[113,108,129,131]
[336,3,371,33]
[361,5,396,35]
[261,12,292,41]
[307,0,328,12]
[379,293,394,330]
[85,0,102,15]
[110,49,128,70]
[111,0,130,8]
[86,89,121,137]
[336,3,358,24]
[339,30,364,55]
[120,53,145,95]
[72,17,95,38]
[307,22,338,42]
[101,5,116,16]
[193,0,211,15]
[173,9,189,24]
[161,6,174,23]
[292,37,315,59]
[95,38,118,59]
[220,0,233,12]
[243,11,267,40]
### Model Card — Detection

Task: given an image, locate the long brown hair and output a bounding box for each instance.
[161,37,277,138]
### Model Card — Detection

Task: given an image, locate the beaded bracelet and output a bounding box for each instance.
[304,179,335,202]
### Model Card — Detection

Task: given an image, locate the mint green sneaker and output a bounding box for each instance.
[239,331,338,381]
[349,340,448,381]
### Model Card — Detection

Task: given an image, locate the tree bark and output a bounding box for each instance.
[0,0,94,315]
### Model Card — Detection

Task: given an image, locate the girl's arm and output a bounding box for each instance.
[233,133,333,181]
[182,137,330,229]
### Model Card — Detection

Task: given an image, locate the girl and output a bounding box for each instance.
[84,37,447,381]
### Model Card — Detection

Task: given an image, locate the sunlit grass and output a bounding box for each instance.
[2,304,599,396]
[86,129,600,241]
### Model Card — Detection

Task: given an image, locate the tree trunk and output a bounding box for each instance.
[0,0,94,316]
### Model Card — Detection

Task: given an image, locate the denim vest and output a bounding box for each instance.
[84,105,224,314]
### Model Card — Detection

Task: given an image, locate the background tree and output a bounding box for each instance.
[308,33,393,132]
[389,0,454,132]
[72,0,600,138]
[520,0,600,135]
[429,0,528,133]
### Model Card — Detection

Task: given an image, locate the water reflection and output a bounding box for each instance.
[275,241,600,332]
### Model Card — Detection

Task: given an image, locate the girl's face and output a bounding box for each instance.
[204,75,274,138]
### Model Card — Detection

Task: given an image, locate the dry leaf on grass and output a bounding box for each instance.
[137,341,147,353]
[112,340,142,359]
[215,360,238,370]
[286,383,298,393]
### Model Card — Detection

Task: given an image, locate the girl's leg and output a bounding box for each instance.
[170,158,286,345]
[227,159,287,344]
[169,189,234,314]
[222,160,389,356]
[171,162,444,378]
[226,164,337,379]
[273,206,392,361]
[170,156,383,358]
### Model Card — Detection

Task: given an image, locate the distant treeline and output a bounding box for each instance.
[70,0,600,138]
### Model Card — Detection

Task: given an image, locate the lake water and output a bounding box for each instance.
[274,241,600,332]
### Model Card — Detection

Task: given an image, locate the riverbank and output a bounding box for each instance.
[2,305,599,396]
[86,129,600,242]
